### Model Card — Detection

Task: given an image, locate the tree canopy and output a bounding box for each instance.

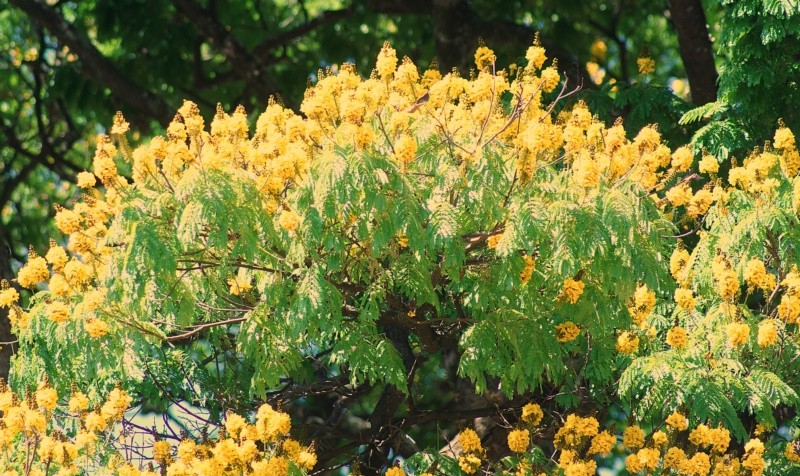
[3,1,800,476]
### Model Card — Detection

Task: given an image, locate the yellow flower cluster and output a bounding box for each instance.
[726,321,750,347]
[712,255,740,301]
[507,428,530,453]
[560,278,585,304]
[674,288,696,311]
[519,255,535,285]
[757,319,779,347]
[727,146,782,195]
[616,331,639,354]
[637,56,656,75]
[453,405,780,476]
[521,403,544,426]
[778,268,800,324]
[0,280,19,308]
[774,125,800,176]
[457,428,483,474]
[0,377,316,476]
[0,381,133,474]
[628,283,656,325]
[743,258,776,292]
[666,325,688,349]
[556,321,581,342]
[160,404,315,476]
[670,246,691,284]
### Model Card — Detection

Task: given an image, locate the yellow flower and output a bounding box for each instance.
[573,153,600,188]
[458,453,481,474]
[652,430,668,447]
[666,326,688,349]
[153,440,172,464]
[590,39,607,61]
[0,286,19,308]
[623,425,645,451]
[664,446,687,469]
[212,438,239,466]
[744,258,775,292]
[376,42,398,79]
[297,450,317,470]
[85,411,107,432]
[715,268,740,301]
[555,322,580,342]
[666,183,693,207]
[670,246,691,282]
[757,320,778,347]
[111,111,130,135]
[520,255,535,285]
[785,441,800,463]
[699,154,719,175]
[637,56,655,75]
[629,283,656,324]
[256,404,292,442]
[637,447,660,470]
[687,189,714,217]
[35,386,58,411]
[55,208,82,235]
[385,468,405,476]
[227,275,252,296]
[616,332,639,354]
[17,255,50,289]
[458,428,482,453]
[278,210,301,232]
[521,403,543,426]
[474,46,496,70]
[45,242,69,271]
[101,388,132,421]
[224,412,247,439]
[540,67,560,92]
[682,451,711,476]
[726,322,750,347]
[394,134,417,164]
[674,288,695,311]
[76,171,97,189]
[709,427,730,453]
[560,278,585,304]
[487,234,502,249]
[69,391,89,413]
[587,431,616,456]
[671,146,694,172]
[625,453,644,473]
[47,301,70,323]
[84,319,109,338]
[666,410,688,431]
[774,126,796,150]
[507,429,530,453]
[526,43,547,70]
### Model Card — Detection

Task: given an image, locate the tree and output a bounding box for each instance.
[3,38,800,475]
[0,0,720,380]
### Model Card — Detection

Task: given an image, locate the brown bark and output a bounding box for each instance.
[0,242,16,381]
[669,0,718,105]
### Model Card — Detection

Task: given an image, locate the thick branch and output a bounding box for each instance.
[668,0,718,105]
[171,0,291,109]
[251,7,355,59]
[9,0,173,125]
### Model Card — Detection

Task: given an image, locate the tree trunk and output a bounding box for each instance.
[0,240,17,381]
[669,0,718,105]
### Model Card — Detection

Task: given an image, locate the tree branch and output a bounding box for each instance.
[8,0,173,125]
[170,0,292,109]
